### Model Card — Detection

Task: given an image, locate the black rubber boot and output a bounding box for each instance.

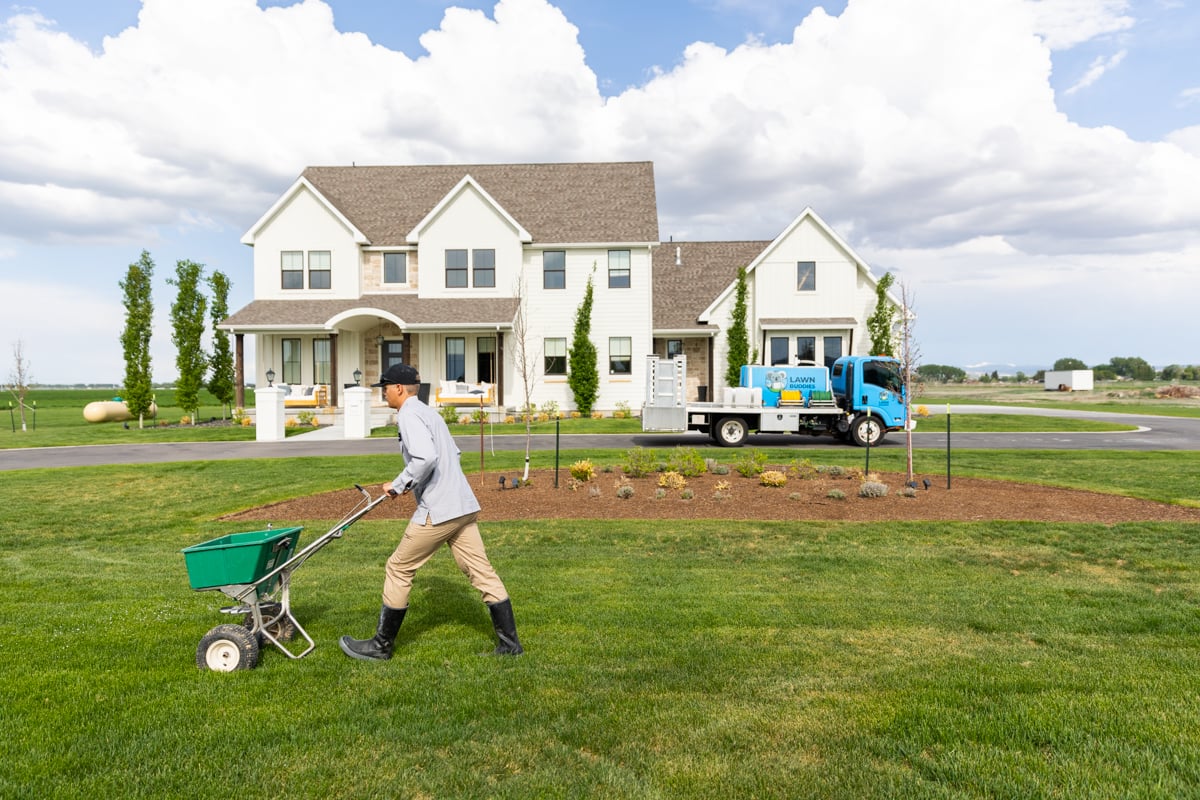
[339,605,406,661]
[487,598,524,655]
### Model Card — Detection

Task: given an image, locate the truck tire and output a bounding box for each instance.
[850,415,885,447]
[714,416,749,447]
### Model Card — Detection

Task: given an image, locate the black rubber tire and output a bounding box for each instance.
[197,624,260,672]
[850,415,885,448]
[713,416,749,447]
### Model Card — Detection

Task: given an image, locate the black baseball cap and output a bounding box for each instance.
[371,363,421,387]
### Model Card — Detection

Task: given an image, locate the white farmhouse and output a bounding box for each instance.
[222,161,901,413]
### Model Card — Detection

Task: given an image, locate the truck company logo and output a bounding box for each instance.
[765,370,788,391]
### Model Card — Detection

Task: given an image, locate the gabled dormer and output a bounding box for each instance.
[406,175,531,300]
[241,177,369,300]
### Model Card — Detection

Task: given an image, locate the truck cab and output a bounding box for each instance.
[830,356,907,446]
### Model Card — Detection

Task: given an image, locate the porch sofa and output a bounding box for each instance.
[434,381,494,407]
[281,384,328,408]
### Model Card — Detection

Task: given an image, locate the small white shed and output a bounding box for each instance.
[1044,370,1094,391]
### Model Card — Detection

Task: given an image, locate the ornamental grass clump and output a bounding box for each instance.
[760,470,788,488]
[827,488,846,500]
[616,484,635,500]
[859,480,889,498]
[569,459,596,482]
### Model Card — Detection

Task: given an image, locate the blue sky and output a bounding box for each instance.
[1,0,1198,383]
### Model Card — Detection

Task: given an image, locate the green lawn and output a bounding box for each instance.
[2,451,1198,798]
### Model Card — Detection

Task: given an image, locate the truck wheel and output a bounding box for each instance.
[850,415,885,447]
[197,624,260,672]
[714,417,748,447]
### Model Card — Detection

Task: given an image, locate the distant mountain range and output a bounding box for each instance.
[962,363,1050,378]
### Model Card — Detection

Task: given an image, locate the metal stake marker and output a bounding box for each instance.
[946,403,952,490]
[864,407,871,475]
[472,388,486,488]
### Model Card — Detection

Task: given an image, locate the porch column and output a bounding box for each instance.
[496,332,504,407]
[235,333,245,409]
[329,332,339,408]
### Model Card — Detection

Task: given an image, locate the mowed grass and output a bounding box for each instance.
[2,453,1199,798]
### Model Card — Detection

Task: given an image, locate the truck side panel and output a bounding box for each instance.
[739,365,831,407]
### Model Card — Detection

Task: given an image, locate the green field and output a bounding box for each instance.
[2,448,1199,798]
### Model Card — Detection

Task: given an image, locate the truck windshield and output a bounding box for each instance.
[862,360,903,394]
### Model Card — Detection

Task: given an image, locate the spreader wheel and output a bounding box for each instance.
[197,624,260,672]
[243,602,296,642]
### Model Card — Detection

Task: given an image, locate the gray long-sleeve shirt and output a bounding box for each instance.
[390,399,481,525]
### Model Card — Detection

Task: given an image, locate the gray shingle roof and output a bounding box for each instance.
[222,295,519,329]
[302,161,659,245]
[650,241,770,331]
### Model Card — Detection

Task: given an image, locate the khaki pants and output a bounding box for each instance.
[382,511,508,609]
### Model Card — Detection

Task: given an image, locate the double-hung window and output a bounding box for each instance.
[473,249,496,288]
[543,250,565,289]
[544,338,566,375]
[313,338,331,384]
[281,251,304,290]
[608,249,631,289]
[445,337,466,381]
[445,250,468,288]
[384,252,407,284]
[609,337,632,375]
[308,251,331,289]
[282,338,302,384]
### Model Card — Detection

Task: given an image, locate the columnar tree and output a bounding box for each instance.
[119,250,155,428]
[168,259,208,424]
[724,266,750,387]
[867,271,897,356]
[568,268,598,415]
[206,270,235,417]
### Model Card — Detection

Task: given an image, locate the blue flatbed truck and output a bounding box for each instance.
[641,354,910,447]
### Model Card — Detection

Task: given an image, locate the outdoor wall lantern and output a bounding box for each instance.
[353,369,363,385]
[266,368,275,387]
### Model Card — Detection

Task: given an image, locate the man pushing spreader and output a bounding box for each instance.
[339,363,523,660]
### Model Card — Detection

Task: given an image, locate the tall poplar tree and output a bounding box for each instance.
[206,270,235,417]
[119,250,155,428]
[724,266,750,387]
[567,268,599,415]
[168,259,208,423]
[867,271,897,356]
